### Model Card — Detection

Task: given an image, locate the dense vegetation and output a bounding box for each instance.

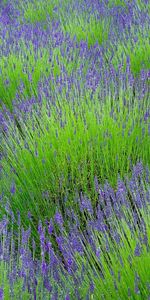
[0,0,150,299]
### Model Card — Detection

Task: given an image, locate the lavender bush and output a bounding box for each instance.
[0,163,150,299]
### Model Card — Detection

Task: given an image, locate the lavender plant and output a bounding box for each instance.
[0,164,150,299]
[21,0,59,24]
[61,12,110,48]
[106,1,150,76]
[1,78,149,238]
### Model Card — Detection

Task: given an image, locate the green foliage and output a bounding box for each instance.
[74,209,150,299]
[107,33,150,76]
[61,13,110,47]
[0,0,150,298]
[0,43,86,110]
[1,90,149,237]
[0,44,49,109]
[21,0,59,23]
[107,0,126,8]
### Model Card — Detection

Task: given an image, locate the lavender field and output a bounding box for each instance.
[0,0,150,299]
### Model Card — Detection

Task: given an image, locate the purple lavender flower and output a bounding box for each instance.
[96,247,101,258]
[79,193,93,215]
[89,280,95,293]
[41,259,47,275]
[10,182,16,195]
[43,278,52,292]
[134,283,140,295]
[134,243,142,257]
[27,211,32,220]
[0,288,3,300]
[48,219,54,235]
[21,227,31,245]
[56,236,64,252]
[38,220,43,235]
[94,176,99,193]
[133,162,143,178]
[55,211,63,228]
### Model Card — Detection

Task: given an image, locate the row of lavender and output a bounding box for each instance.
[0,163,150,299]
[0,0,149,110]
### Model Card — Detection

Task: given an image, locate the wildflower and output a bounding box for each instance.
[48,219,54,235]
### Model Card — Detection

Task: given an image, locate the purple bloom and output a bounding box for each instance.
[134,283,140,295]
[41,260,47,275]
[38,220,43,235]
[21,228,31,245]
[118,271,121,282]
[96,247,101,258]
[133,162,143,178]
[27,211,32,220]
[48,219,54,235]
[17,211,21,226]
[134,243,142,257]
[89,280,95,293]
[56,236,64,251]
[10,182,16,195]
[79,193,93,215]
[0,288,3,300]
[43,278,52,292]
[94,176,99,192]
[55,211,63,227]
